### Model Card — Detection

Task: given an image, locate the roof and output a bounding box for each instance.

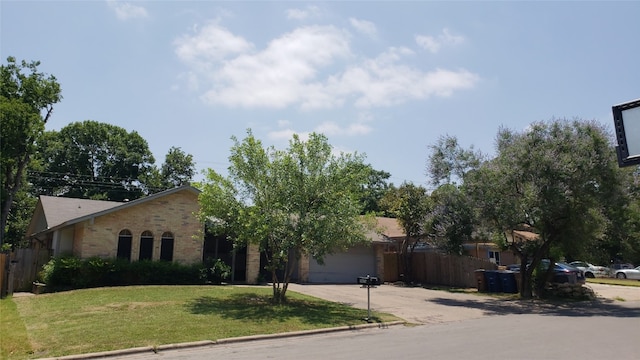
[29,185,201,237]
[40,196,122,229]
[511,230,539,241]
[375,217,405,239]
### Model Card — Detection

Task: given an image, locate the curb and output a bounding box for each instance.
[38,321,405,359]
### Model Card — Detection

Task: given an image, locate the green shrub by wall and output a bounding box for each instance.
[39,256,205,291]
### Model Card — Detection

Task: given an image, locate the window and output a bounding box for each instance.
[139,231,154,261]
[160,232,174,262]
[117,230,132,261]
[489,250,501,265]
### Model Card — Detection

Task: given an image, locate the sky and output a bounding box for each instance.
[2,1,639,188]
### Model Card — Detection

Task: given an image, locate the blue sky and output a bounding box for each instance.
[2,1,639,187]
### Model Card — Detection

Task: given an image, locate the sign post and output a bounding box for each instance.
[612,98,640,167]
[357,274,379,322]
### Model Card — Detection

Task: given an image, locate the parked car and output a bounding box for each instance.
[547,261,586,284]
[613,265,640,280]
[505,264,521,272]
[569,261,608,278]
[504,260,585,284]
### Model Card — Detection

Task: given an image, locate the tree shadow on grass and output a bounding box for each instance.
[427,297,640,318]
[186,293,368,325]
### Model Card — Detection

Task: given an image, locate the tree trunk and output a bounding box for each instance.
[0,152,29,247]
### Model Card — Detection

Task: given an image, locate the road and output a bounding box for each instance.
[120,306,640,360]
[115,283,640,360]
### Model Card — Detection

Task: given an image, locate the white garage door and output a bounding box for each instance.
[308,245,376,283]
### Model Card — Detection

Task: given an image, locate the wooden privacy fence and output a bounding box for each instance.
[384,251,498,288]
[0,248,50,297]
[0,252,7,297]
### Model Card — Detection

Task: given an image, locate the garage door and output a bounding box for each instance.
[308,245,376,283]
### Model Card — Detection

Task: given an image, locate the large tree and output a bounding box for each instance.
[426,184,475,255]
[0,57,62,247]
[379,182,431,282]
[465,119,623,298]
[358,167,392,215]
[141,146,196,193]
[32,120,155,201]
[427,134,484,188]
[198,130,372,303]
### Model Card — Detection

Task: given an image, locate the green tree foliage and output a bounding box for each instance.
[596,166,640,265]
[160,146,196,188]
[357,166,391,215]
[427,184,475,255]
[427,134,483,188]
[465,119,623,298]
[198,130,372,303]
[0,57,62,247]
[32,120,156,201]
[379,182,431,282]
[141,146,196,193]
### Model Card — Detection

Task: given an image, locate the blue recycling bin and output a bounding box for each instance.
[498,270,518,293]
[484,270,502,293]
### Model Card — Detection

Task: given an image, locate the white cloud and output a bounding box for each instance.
[198,25,351,108]
[174,21,478,110]
[328,48,479,107]
[277,119,292,128]
[416,28,465,53]
[286,6,320,20]
[315,121,372,136]
[267,128,310,142]
[174,23,254,65]
[349,18,377,37]
[106,1,148,21]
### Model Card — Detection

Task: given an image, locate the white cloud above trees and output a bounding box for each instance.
[106,0,148,21]
[173,19,478,113]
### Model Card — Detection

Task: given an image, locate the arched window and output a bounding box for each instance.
[160,232,174,262]
[117,230,132,261]
[139,231,154,261]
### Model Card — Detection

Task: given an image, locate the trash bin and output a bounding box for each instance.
[484,270,502,293]
[498,270,518,293]
[474,269,486,292]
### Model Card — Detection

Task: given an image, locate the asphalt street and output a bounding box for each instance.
[106,283,640,360]
[118,307,640,360]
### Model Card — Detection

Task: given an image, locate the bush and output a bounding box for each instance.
[200,258,232,284]
[39,256,205,292]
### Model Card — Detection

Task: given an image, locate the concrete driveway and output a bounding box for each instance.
[287,282,640,324]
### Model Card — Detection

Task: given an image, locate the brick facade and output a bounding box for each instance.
[75,190,203,264]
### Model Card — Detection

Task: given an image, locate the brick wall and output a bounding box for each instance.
[76,190,203,264]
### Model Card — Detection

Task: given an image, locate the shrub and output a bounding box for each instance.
[39,256,205,291]
[200,258,232,284]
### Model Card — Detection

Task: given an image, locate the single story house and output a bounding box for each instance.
[26,185,205,265]
[293,216,405,284]
[24,186,405,285]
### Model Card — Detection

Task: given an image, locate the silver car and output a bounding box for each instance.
[614,265,640,280]
[569,261,608,278]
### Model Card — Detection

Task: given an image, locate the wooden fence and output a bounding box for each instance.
[0,252,7,297]
[384,251,498,288]
[0,248,50,297]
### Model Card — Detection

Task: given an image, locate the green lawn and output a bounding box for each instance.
[586,277,640,287]
[1,285,400,359]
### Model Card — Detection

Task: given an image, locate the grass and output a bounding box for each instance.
[0,298,32,360]
[586,278,640,287]
[1,285,400,359]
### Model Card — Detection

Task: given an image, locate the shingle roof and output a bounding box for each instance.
[39,196,122,229]
[31,185,200,236]
[375,217,405,239]
[512,230,539,241]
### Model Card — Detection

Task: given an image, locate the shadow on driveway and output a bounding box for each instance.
[427,297,640,318]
